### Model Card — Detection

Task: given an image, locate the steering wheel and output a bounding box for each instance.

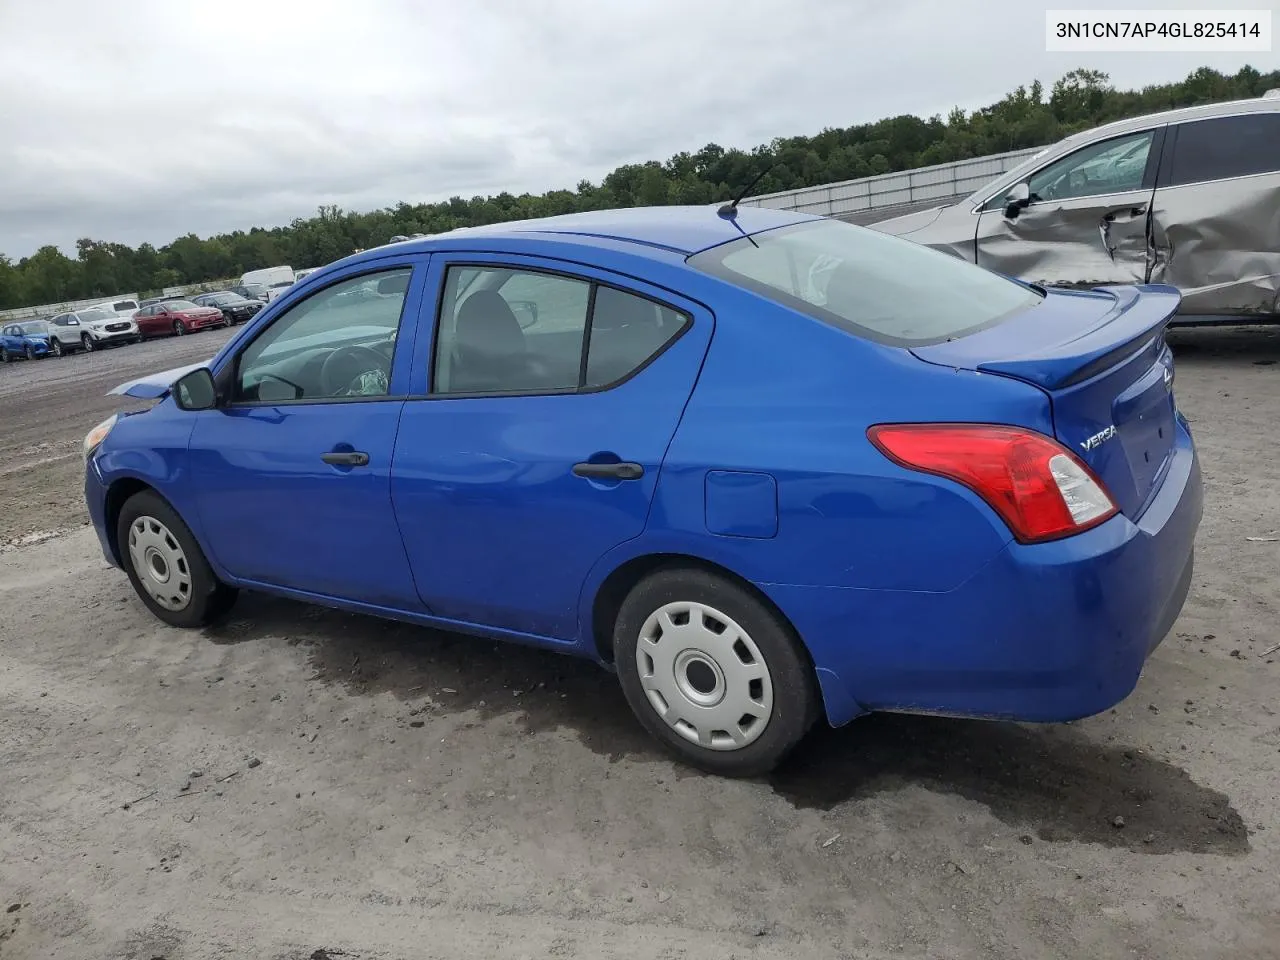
[320,344,390,396]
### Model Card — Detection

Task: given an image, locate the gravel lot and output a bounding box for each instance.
[1,322,1278,960]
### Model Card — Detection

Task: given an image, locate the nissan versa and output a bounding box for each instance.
[82,205,1202,776]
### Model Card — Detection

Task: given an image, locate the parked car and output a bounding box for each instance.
[240,266,295,301]
[228,283,271,303]
[89,298,142,320]
[873,95,1280,324]
[85,204,1201,777]
[46,306,141,354]
[0,320,52,361]
[190,291,265,325]
[133,300,228,338]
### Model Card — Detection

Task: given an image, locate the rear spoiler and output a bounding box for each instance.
[913,284,1181,391]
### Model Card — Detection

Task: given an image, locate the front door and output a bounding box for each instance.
[975,126,1164,288]
[187,259,427,608]
[390,255,713,640]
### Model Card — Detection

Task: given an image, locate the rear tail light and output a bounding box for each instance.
[867,423,1118,544]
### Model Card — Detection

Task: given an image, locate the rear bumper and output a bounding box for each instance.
[764,416,1203,727]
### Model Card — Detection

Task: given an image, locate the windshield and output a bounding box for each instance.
[690,219,1042,346]
[78,308,114,322]
[164,300,200,311]
[243,284,268,296]
[16,321,47,335]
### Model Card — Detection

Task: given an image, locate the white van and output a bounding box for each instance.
[240,266,296,302]
[90,297,142,320]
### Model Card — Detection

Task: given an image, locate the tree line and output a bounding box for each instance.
[2,65,1276,311]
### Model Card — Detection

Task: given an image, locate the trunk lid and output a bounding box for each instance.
[911,283,1181,519]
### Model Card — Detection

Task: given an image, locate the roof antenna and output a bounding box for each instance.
[717,164,772,219]
[717,164,774,247]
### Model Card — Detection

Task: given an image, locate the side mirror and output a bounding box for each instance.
[1003,182,1031,219]
[173,368,218,411]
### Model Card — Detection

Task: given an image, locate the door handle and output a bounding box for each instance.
[321,451,370,466]
[572,461,644,481]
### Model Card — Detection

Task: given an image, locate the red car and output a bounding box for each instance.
[134,300,228,338]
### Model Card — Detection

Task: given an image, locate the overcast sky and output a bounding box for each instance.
[0,0,1270,258]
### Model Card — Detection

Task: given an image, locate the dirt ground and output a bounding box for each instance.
[0,323,1278,960]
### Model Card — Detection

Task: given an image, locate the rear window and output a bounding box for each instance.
[689,219,1042,346]
[113,301,138,311]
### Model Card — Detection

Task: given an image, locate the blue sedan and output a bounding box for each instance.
[0,320,52,361]
[82,205,1202,776]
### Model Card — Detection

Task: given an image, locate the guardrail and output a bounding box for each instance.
[740,147,1043,218]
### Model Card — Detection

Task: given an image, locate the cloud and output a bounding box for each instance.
[0,0,1266,257]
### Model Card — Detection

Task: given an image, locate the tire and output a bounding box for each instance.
[50,338,63,357]
[26,344,37,360]
[82,334,95,353]
[613,567,818,777]
[173,320,186,336]
[116,489,238,628]
[0,349,8,363]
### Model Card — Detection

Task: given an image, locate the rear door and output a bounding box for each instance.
[390,254,712,639]
[1149,110,1280,318]
[975,126,1165,288]
[187,258,428,606]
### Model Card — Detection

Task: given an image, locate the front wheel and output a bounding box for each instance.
[173,320,186,336]
[50,338,63,357]
[613,567,818,777]
[117,489,238,628]
[81,334,95,353]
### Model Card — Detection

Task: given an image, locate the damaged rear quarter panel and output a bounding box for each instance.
[1150,173,1280,318]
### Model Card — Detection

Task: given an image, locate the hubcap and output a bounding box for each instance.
[635,601,773,751]
[127,515,192,611]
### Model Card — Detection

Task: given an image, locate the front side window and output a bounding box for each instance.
[1024,130,1155,203]
[691,218,1042,346]
[234,268,412,403]
[1167,113,1280,186]
[432,265,689,395]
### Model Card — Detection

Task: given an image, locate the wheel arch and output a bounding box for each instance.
[103,477,156,565]
[590,552,811,670]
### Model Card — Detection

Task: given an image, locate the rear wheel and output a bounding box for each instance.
[116,489,238,628]
[613,567,818,777]
[81,334,95,352]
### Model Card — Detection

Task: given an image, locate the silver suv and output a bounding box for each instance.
[873,95,1280,324]
[46,306,141,355]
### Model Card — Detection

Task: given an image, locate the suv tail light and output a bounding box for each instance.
[867,423,1118,544]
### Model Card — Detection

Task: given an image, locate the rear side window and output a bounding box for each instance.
[1167,113,1280,186]
[690,219,1042,346]
[432,265,689,395]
